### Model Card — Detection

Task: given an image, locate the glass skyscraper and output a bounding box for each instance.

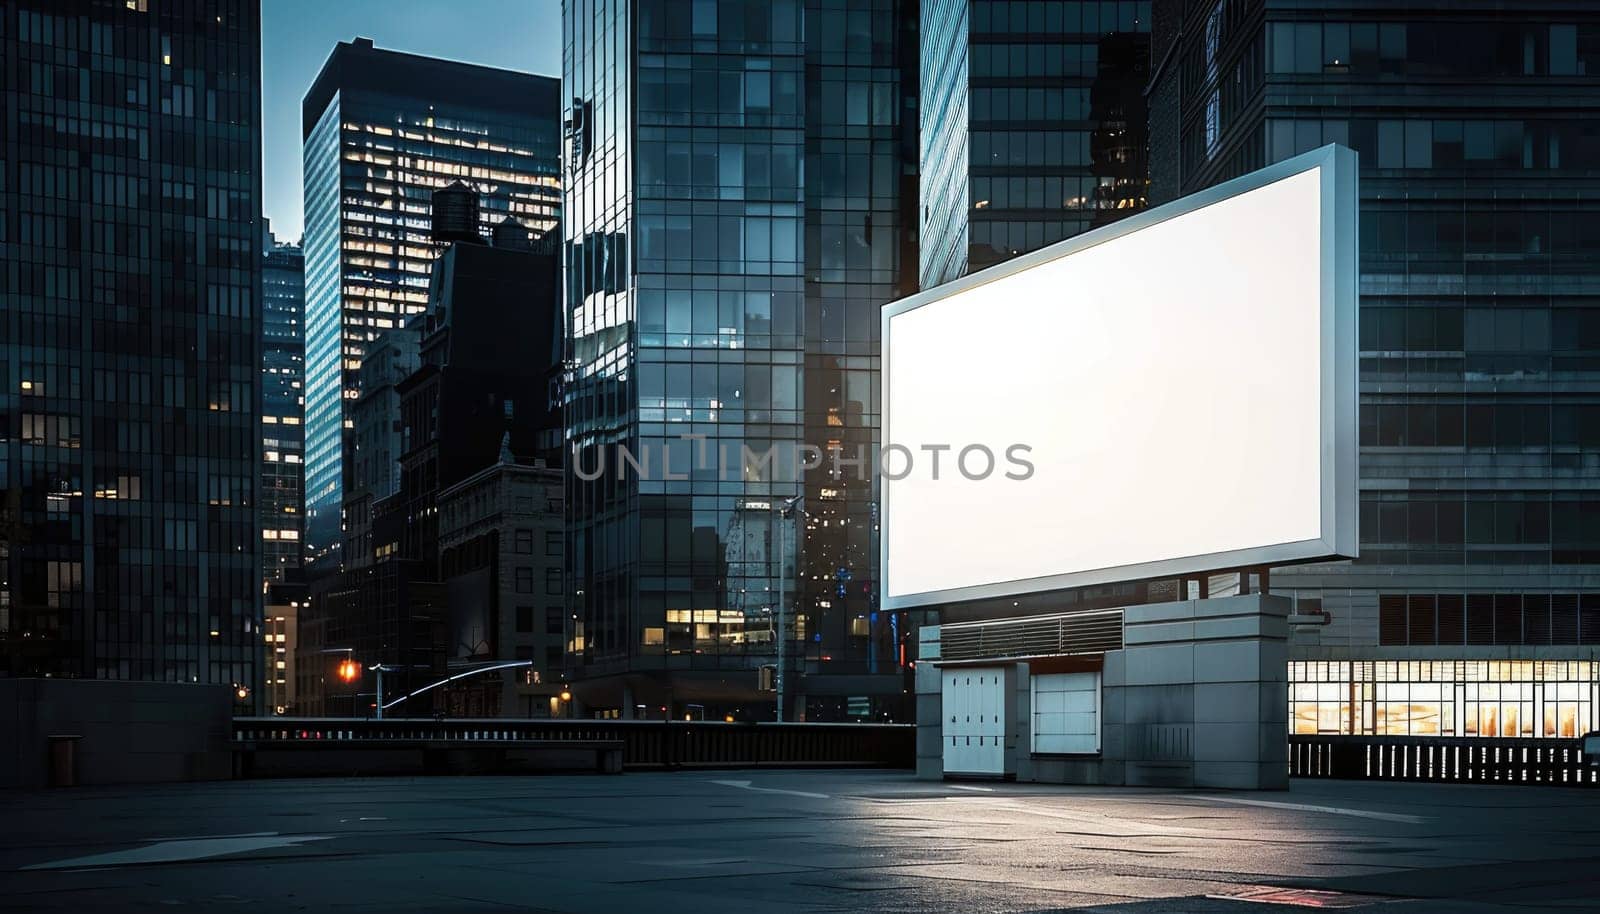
[300,39,561,569]
[563,0,919,720]
[1,0,262,692]
[1149,1,1600,738]
[910,1,1160,634]
[261,232,304,586]
[921,0,1152,288]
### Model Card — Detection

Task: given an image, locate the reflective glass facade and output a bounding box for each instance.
[300,41,561,568]
[920,0,1152,288]
[920,0,970,287]
[1,0,262,690]
[261,235,303,586]
[564,0,918,719]
[1150,2,1600,696]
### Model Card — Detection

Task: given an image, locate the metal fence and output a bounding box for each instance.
[1289,734,1597,787]
[235,717,914,771]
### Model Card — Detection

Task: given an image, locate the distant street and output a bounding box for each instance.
[2,772,1597,912]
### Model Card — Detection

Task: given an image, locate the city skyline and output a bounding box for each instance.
[5,6,1600,910]
[296,39,561,570]
[259,0,561,241]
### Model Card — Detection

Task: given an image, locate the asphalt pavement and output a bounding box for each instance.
[2,770,1597,912]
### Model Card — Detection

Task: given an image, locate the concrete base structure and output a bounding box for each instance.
[917,593,1290,790]
[0,679,233,789]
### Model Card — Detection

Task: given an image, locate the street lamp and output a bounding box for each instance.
[376,660,535,717]
[367,663,410,720]
[322,649,428,719]
[320,647,362,717]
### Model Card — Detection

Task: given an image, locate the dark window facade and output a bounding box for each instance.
[261,237,304,586]
[1150,1,1600,666]
[1378,594,1600,647]
[922,0,1153,286]
[2,0,263,691]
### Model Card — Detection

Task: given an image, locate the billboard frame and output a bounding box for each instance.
[880,144,1359,610]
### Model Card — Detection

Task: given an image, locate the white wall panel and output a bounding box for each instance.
[1031,671,1100,755]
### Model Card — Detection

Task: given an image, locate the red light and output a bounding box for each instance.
[337,659,360,683]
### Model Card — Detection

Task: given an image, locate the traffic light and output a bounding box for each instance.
[337,659,359,683]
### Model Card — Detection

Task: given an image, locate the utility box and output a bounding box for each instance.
[941,665,1017,777]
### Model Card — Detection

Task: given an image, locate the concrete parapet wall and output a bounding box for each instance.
[0,679,233,789]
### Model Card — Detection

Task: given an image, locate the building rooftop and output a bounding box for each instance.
[302,37,559,138]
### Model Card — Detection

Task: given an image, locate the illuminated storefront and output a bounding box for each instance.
[1291,660,1599,738]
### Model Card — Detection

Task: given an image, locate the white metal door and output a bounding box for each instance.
[943,667,1006,775]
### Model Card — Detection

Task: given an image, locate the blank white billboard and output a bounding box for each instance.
[881,145,1358,609]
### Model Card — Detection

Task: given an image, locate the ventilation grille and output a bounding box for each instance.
[940,610,1123,662]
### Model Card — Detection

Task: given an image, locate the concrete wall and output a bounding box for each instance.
[917,593,1290,790]
[0,680,233,789]
[914,626,944,780]
[1112,593,1289,789]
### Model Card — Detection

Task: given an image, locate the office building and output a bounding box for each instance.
[388,203,565,717]
[920,0,1152,287]
[399,216,563,504]
[300,329,441,716]
[299,551,446,717]
[262,583,302,714]
[1149,0,1600,738]
[342,332,418,569]
[301,330,429,716]
[563,0,920,719]
[1,0,263,697]
[262,232,305,586]
[300,38,561,568]
[437,451,566,717]
[302,191,565,715]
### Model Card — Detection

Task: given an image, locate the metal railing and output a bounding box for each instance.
[1289,734,1597,787]
[940,609,1123,661]
[235,717,914,770]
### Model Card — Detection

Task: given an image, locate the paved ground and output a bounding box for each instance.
[1,771,1597,913]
